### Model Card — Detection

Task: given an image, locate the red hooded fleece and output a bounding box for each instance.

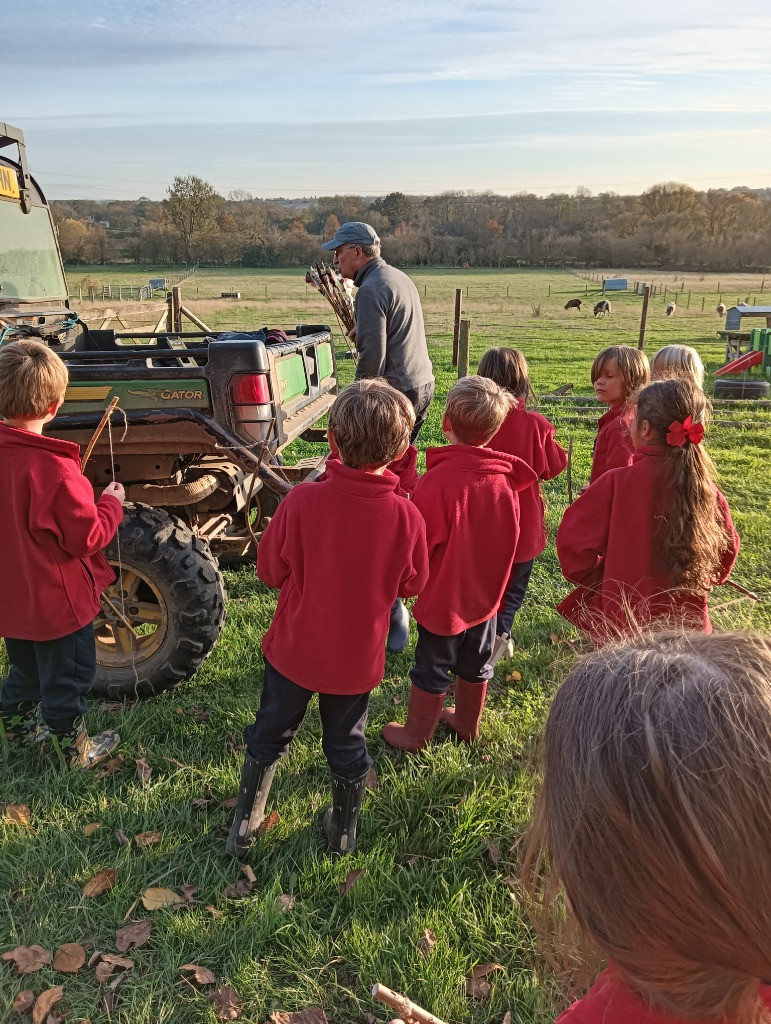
[0,423,123,641]
[258,458,428,694]
[411,444,537,636]
[590,403,634,483]
[556,445,739,642]
[485,401,567,560]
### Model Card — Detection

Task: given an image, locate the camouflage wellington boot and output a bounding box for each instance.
[53,718,120,771]
[0,703,39,745]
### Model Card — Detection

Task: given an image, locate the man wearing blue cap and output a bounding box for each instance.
[321,222,434,441]
[322,222,435,654]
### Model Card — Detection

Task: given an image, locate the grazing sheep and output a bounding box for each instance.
[564,298,582,311]
[593,300,611,317]
[716,303,726,316]
[666,302,677,317]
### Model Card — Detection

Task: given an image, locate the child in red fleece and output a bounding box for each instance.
[589,345,649,484]
[382,376,536,753]
[227,380,428,859]
[522,631,771,1024]
[556,379,739,643]
[478,348,567,662]
[0,340,124,769]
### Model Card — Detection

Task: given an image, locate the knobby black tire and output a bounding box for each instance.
[93,503,226,698]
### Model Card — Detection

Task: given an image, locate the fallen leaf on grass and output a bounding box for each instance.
[339,869,363,896]
[206,905,223,919]
[391,694,402,705]
[466,962,504,1000]
[1,945,51,974]
[32,986,64,1024]
[365,767,379,789]
[83,822,101,837]
[141,887,184,911]
[218,796,237,810]
[222,879,253,900]
[405,855,420,869]
[192,784,215,809]
[96,755,126,778]
[3,803,31,826]
[181,706,210,722]
[82,869,117,898]
[135,758,152,785]
[275,893,295,913]
[549,633,560,645]
[134,830,162,848]
[502,1012,512,1024]
[240,864,256,884]
[115,828,130,847]
[98,700,127,713]
[417,928,436,957]
[115,919,152,952]
[52,942,85,973]
[225,731,244,753]
[504,671,522,683]
[212,984,243,1020]
[180,884,198,902]
[485,839,502,866]
[12,989,35,1011]
[180,963,216,986]
[256,809,280,835]
[91,953,135,982]
[270,1011,329,1024]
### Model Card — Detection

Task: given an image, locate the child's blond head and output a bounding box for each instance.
[444,375,515,446]
[523,630,771,1023]
[591,345,650,398]
[477,347,530,401]
[0,340,68,420]
[650,344,705,389]
[328,378,414,469]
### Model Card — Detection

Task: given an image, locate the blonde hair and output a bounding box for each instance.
[0,340,69,419]
[445,375,516,446]
[328,378,414,469]
[522,630,771,1024]
[651,345,705,390]
[477,347,531,402]
[635,379,724,592]
[591,345,650,399]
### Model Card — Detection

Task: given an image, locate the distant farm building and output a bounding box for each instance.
[603,278,628,291]
[724,304,771,331]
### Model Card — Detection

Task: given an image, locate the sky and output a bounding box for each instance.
[6,0,771,201]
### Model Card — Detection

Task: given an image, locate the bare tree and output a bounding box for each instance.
[164,175,222,263]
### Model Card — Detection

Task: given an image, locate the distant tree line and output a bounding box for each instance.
[50,175,771,272]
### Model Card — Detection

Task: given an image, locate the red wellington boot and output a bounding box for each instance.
[440,678,488,742]
[382,685,444,753]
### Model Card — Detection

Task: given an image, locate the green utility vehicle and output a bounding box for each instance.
[0,124,338,698]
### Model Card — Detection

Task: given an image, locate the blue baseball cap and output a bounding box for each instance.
[321,221,380,250]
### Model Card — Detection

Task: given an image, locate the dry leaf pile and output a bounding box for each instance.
[465,962,504,1000]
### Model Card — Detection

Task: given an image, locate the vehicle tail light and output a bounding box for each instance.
[230,373,270,405]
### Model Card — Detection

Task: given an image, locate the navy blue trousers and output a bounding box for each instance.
[496,559,535,637]
[244,659,372,778]
[1,622,96,734]
[410,618,496,695]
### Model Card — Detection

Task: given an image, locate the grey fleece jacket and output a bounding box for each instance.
[353,258,434,392]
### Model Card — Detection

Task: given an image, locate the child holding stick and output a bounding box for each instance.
[522,630,771,1024]
[556,378,739,642]
[589,345,649,484]
[227,380,428,859]
[0,340,124,768]
[382,376,536,752]
[477,348,567,661]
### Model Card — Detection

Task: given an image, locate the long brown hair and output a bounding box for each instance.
[477,347,533,405]
[591,345,650,398]
[522,630,771,1023]
[635,378,725,591]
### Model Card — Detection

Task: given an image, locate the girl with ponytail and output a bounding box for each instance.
[555,379,739,642]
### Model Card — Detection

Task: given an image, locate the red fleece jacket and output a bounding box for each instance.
[556,445,739,642]
[317,444,419,498]
[411,444,537,636]
[0,423,123,641]
[589,403,634,483]
[258,459,428,694]
[558,968,771,1023]
[485,402,567,560]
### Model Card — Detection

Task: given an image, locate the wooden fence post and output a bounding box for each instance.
[687,290,691,308]
[452,288,462,367]
[457,319,470,378]
[638,286,651,350]
[701,297,705,311]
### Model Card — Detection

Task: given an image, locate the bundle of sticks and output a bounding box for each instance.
[306,262,356,355]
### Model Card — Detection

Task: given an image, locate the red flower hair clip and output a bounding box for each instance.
[666,415,704,447]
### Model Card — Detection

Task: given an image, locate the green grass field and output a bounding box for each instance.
[1,269,769,1024]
